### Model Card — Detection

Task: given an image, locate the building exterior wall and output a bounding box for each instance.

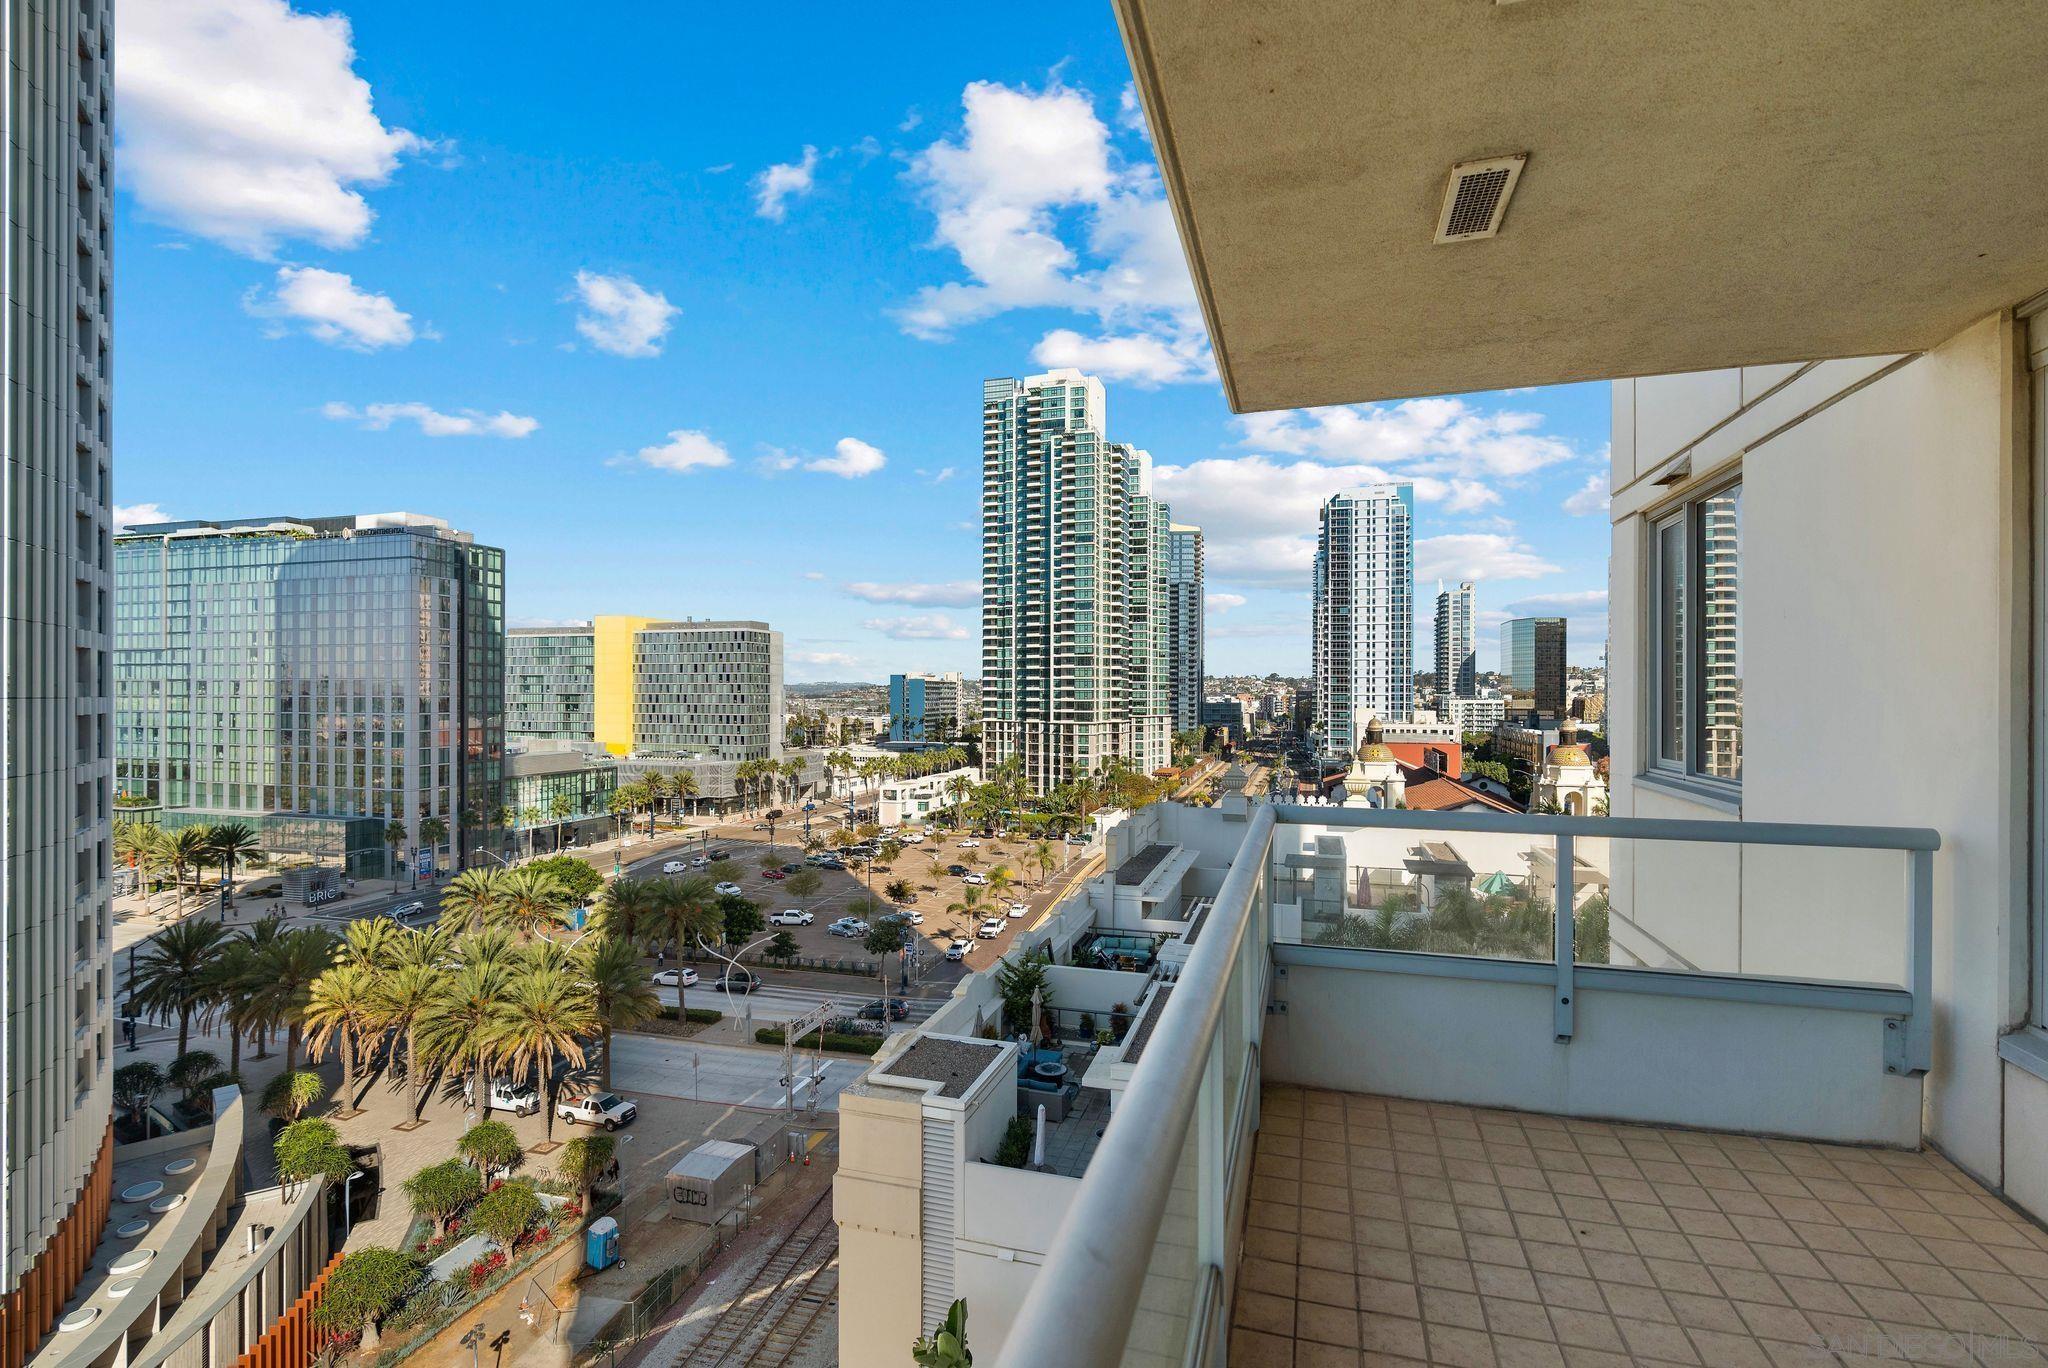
[981,371,1177,794]
[507,758,617,844]
[113,516,505,873]
[1434,581,1475,700]
[1312,484,1414,757]
[630,621,782,760]
[506,627,594,741]
[1502,616,1566,719]
[877,766,979,827]
[2,0,117,1334]
[1609,319,2038,1215]
[888,672,964,743]
[591,614,655,755]
[1165,524,1204,734]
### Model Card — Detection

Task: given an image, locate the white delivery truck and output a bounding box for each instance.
[666,1139,761,1224]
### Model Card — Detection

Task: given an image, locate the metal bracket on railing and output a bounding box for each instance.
[1883,1017,1911,1076]
[1554,831,1575,1042]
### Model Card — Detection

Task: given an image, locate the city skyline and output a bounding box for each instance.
[113,2,1612,685]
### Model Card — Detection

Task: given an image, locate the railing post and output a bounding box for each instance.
[1890,847,1934,1076]
[1554,832,1575,1042]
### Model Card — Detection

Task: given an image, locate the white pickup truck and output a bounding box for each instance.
[555,1091,638,1130]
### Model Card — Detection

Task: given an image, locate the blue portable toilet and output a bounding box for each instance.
[568,905,587,930]
[585,1215,620,1271]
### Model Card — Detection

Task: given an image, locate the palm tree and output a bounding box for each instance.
[205,822,262,898]
[606,786,640,843]
[489,867,570,942]
[384,820,409,886]
[578,936,658,1089]
[198,938,263,1074]
[115,822,169,909]
[1031,841,1057,884]
[554,1135,615,1209]
[548,793,575,853]
[253,928,337,1072]
[593,876,658,944]
[641,773,670,838]
[670,770,700,819]
[374,960,443,1118]
[825,749,855,800]
[518,807,543,859]
[440,866,506,934]
[420,958,512,1117]
[339,916,402,972]
[487,968,593,1143]
[986,865,1016,903]
[304,963,380,1110]
[652,876,722,957]
[130,918,232,1054]
[417,816,449,870]
[164,825,215,913]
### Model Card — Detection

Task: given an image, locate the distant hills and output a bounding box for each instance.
[788,681,881,696]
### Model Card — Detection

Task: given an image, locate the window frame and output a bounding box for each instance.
[1644,472,1743,801]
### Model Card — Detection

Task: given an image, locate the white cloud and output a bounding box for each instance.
[114,503,170,531]
[753,145,820,221]
[630,429,732,474]
[805,437,887,479]
[1502,590,1608,614]
[508,616,591,629]
[1031,328,1212,387]
[1415,533,1561,584]
[801,571,825,581]
[918,466,958,484]
[119,0,426,256]
[1116,84,1149,134]
[755,448,801,475]
[1563,472,1611,517]
[569,270,678,358]
[898,80,1208,379]
[843,581,979,607]
[246,266,415,348]
[1206,592,1247,612]
[1240,397,1579,482]
[864,614,970,641]
[792,650,860,668]
[322,401,537,438]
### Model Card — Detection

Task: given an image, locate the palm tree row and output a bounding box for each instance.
[127,916,336,1069]
[114,818,264,912]
[606,770,702,839]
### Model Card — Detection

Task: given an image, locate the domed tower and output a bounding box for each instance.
[1339,717,1406,808]
[1537,718,1605,815]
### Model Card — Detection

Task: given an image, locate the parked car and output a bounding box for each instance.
[652,967,699,987]
[897,890,919,904]
[753,822,771,831]
[977,917,1006,939]
[714,881,743,896]
[556,1092,637,1130]
[662,860,688,874]
[702,849,730,861]
[963,872,987,886]
[816,858,845,871]
[894,908,924,924]
[829,918,869,938]
[859,998,910,1022]
[709,972,762,994]
[490,1080,539,1115]
[901,832,926,844]
[1008,902,1029,919]
[780,863,802,874]
[690,855,712,868]
[769,908,814,926]
[945,939,971,961]
[763,869,786,881]
[946,864,971,877]
[957,838,981,848]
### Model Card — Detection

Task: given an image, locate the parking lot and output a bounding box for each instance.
[658,816,1095,987]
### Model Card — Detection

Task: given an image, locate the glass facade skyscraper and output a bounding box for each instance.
[1502,615,1567,721]
[114,514,505,876]
[1435,581,1477,701]
[1166,524,1205,734]
[889,671,966,743]
[982,370,1175,795]
[508,626,597,741]
[1312,485,1414,758]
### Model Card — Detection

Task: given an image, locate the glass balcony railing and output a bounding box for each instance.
[994,803,1938,1368]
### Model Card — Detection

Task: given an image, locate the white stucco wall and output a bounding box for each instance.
[1609,315,2033,1204]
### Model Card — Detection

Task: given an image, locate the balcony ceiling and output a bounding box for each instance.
[1114,0,2048,411]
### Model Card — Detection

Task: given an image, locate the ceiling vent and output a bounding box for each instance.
[1434,155,1527,243]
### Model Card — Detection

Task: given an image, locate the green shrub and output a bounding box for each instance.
[993,1116,1033,1168]
[471,1180,542,1250]
[662,1004,724,1024]
[403,1159,482,1235]
[275,1118,352,1185]
[525,856,603,903]
[753,1025,883,1056]
[312,1246,420,1336]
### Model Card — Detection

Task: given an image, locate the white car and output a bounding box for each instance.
[714,881,743,897]
[962,872,987,886]
[945,939,971,961]
[1008,902,1029,919]
[690,855,711,867]
[489,1080,539,1115]
[651,967,699,987]
[902,832,926,844]
[769,908,813,926]
[661,860,688,874]
[895,908,925,924]
[957,839,981,849]
[830,918,869,938]
[976,917,1006,939]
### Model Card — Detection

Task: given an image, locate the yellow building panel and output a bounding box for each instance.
[593,615,656,755]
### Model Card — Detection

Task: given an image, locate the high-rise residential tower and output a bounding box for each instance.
[631,620,784,760]
[1502,615,1567,720]
[3,1,116,1352]
[507,626,597,742]
[1312,484,1414,759]
[1165,524,1205,734]
[115,514,506,878]
[981,370,1174,794]
[1434,580,1477,702]
[889,671,967,743]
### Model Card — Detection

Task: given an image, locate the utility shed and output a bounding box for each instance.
[666,1139,760,1224]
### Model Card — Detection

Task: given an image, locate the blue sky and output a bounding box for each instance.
[114,1,1613,682]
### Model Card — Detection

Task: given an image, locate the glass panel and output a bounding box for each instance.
[1269,822,1562,963]
[1121,1056,1202,1368]
[1656,516,1687,766]
[1698,483,1743,781]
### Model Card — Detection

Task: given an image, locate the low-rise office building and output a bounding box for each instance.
[887,672,967,744]
[505,748,618,851]
[876,766,980,828]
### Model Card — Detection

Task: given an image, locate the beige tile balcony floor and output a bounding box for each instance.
[1232,1086,2048,1367]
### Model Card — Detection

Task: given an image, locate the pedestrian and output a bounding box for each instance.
[657,947,666,967]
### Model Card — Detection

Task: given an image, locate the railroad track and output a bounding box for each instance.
[747,1249,838,1366]
[685,1187,839,1368]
